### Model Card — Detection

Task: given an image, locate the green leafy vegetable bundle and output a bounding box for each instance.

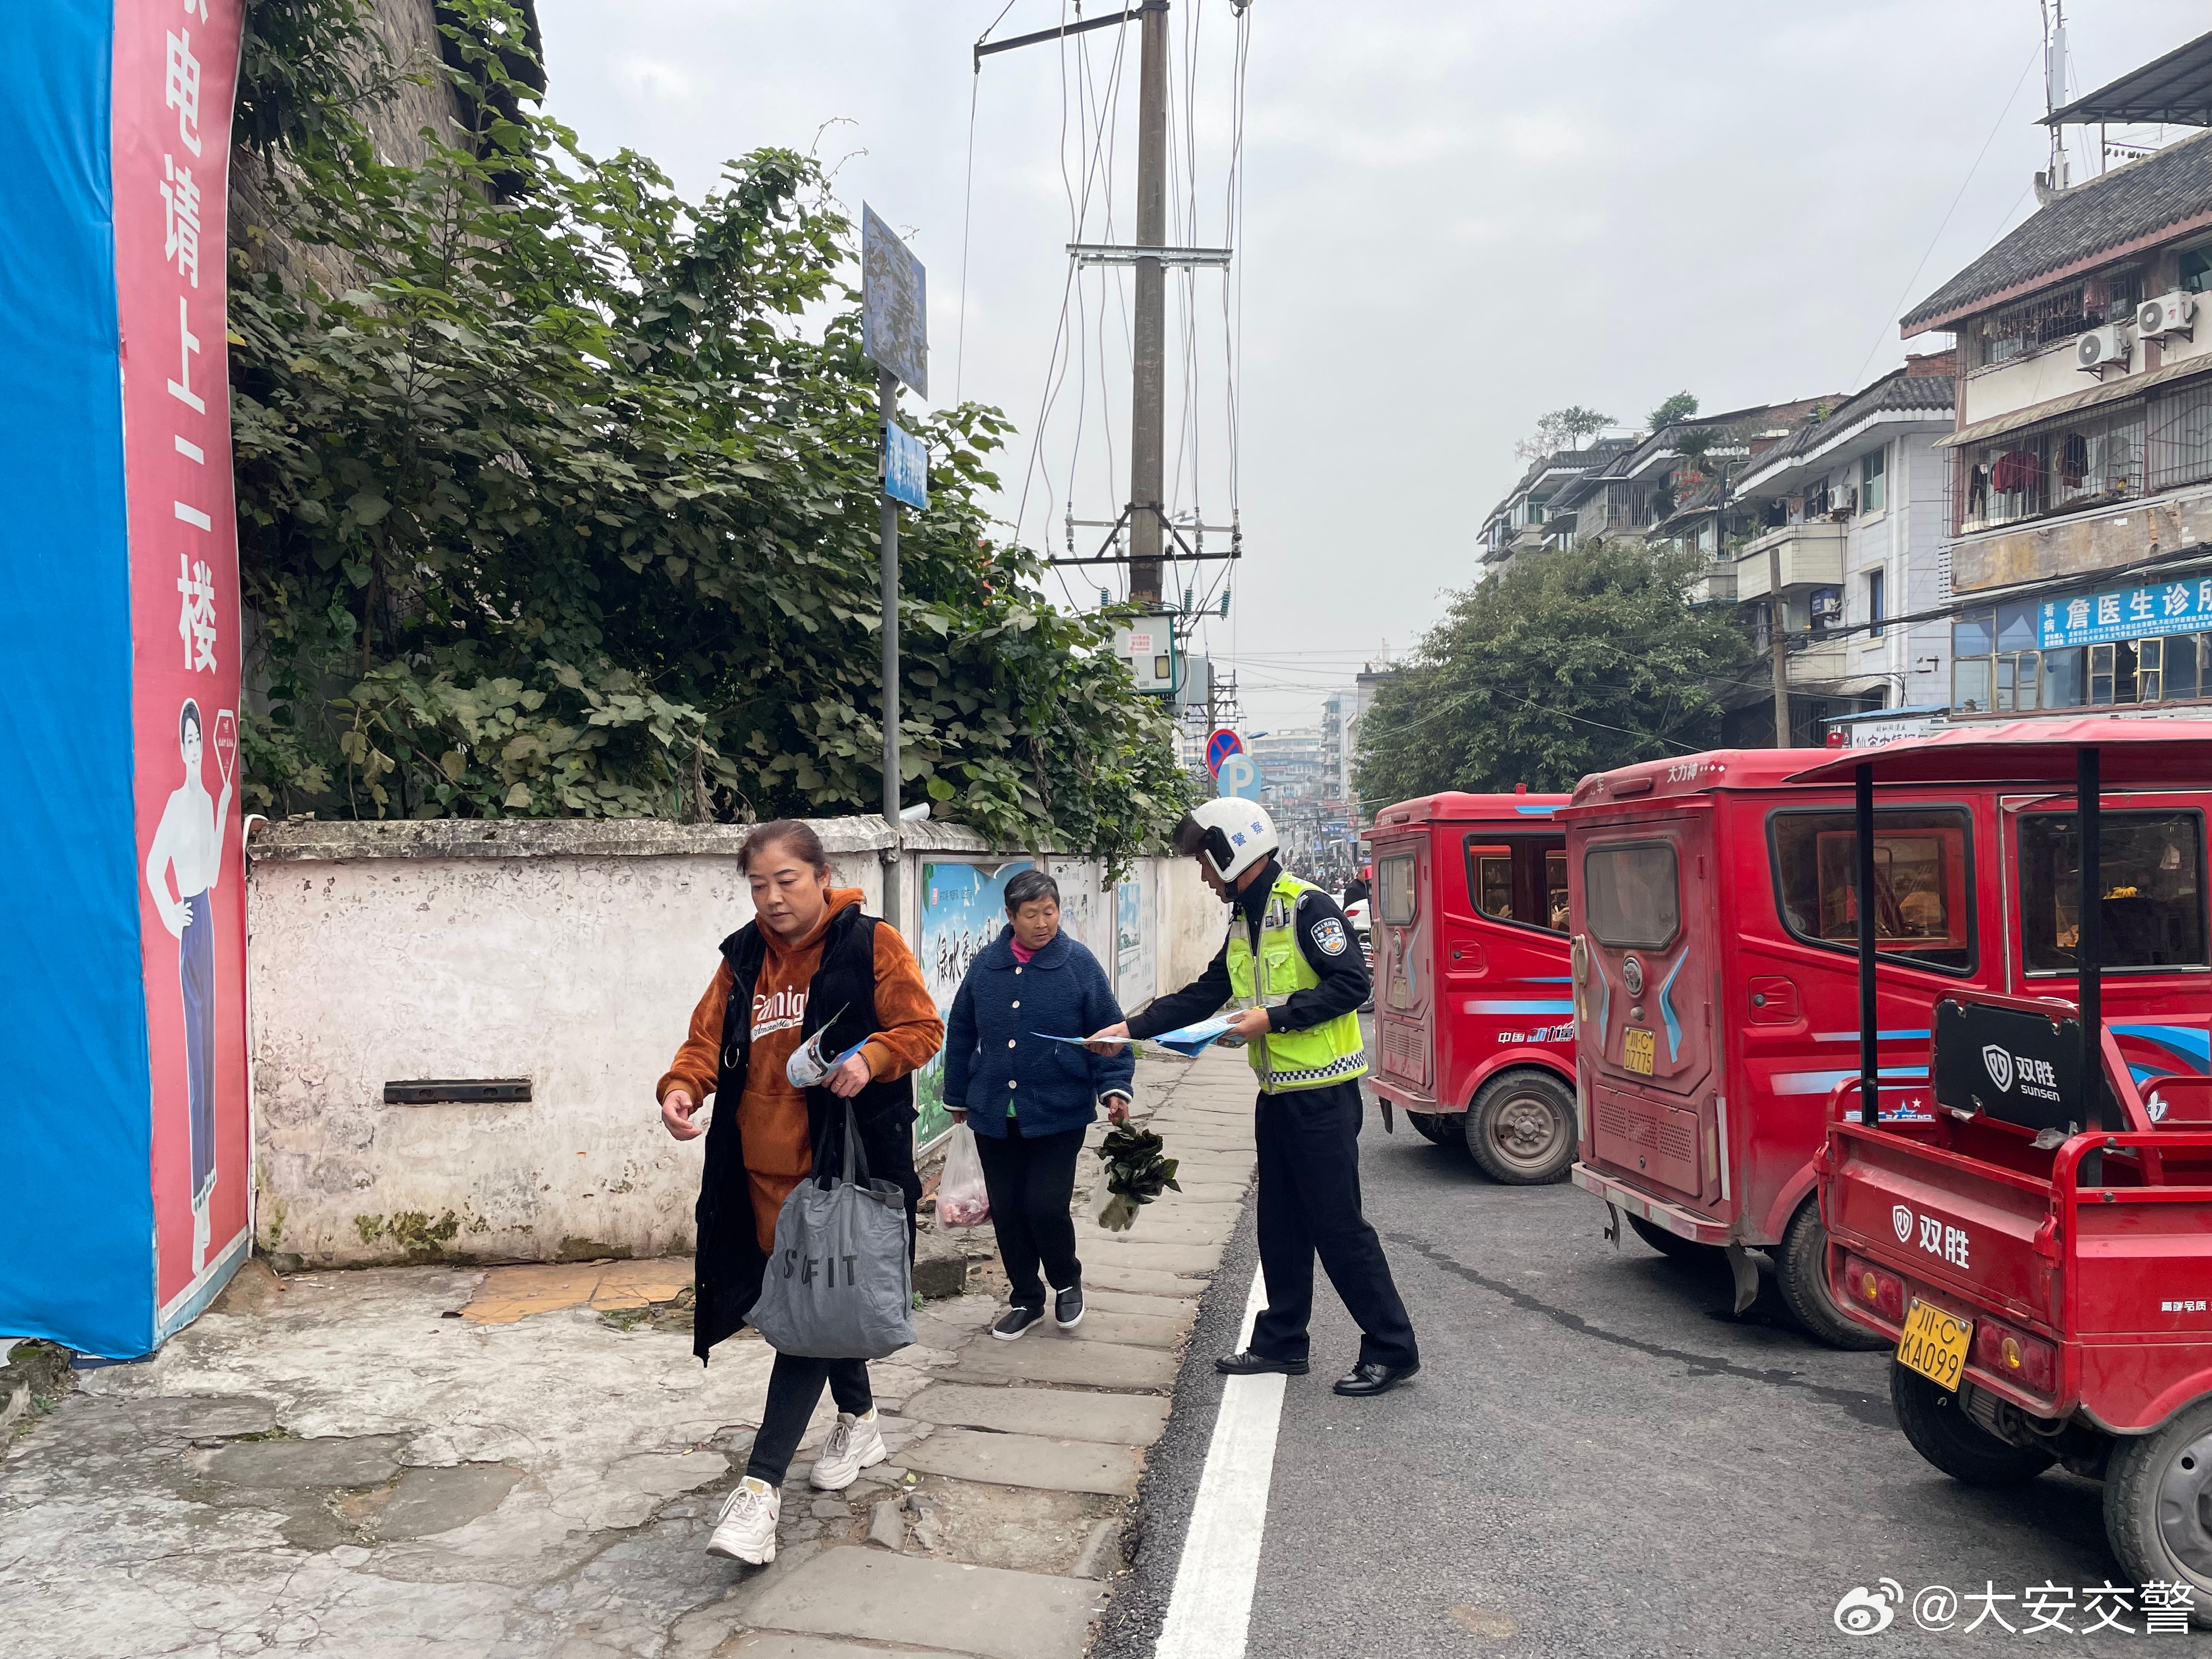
[1094,1125,1182,1233]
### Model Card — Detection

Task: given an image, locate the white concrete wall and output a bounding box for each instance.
[245,819,1213,1267]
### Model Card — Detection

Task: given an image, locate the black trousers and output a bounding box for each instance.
[1250,1079,1419,1370]
[974,1119,1087,1310]
[744,1350,873,1485]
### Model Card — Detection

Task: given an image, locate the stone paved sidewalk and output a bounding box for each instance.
[0,1049,1257,1659]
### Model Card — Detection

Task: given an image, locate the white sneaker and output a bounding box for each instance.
[808,1408,888,1491]
[707,1476,779,1564]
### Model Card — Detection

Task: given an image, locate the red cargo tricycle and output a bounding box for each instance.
[1810,718,2212,1616]
[1365,790,1578,1183]
[1559,746,2211,1347]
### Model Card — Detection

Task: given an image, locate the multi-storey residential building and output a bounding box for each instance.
[1904,50,2212,721]
[1720,359,1959,742]
[1477,440,1633,579]
[1249,726,1327,804]
[1544,400,1836,554]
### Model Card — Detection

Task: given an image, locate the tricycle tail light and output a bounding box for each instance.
[1972,1316,2058,1394]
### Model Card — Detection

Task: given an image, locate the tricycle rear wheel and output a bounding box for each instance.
[1625,1212,1722,1263]
[1464,1070,1575,1185]
[1891,1363,2055,1486]
[1776,1198,1889,1351]
[1405,1111,1455,1147]
[2104,1398,2212,1628]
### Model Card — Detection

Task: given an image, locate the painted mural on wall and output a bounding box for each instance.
[915,859,1032,1148]
[1049,859,1103,962]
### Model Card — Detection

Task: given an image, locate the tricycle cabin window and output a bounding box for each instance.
[1583,842,1680,950]
[2018,810,2208,974]
[1769,809,1974,973]
[1464,837,1571,935]
[1378,854,1417,926]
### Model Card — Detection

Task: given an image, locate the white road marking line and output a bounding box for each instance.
[1156,1263,1283,1659]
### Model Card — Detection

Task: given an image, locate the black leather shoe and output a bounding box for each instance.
[1333,1361,1419,1396]
[1215,1350,1308,1376]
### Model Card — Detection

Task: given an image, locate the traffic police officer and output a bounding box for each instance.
[1088,799,1419,1396]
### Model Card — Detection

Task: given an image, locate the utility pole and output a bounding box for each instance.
[879,366,902,924]
[1128,0,1169,606]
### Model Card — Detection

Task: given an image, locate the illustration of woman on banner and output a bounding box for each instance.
[144,697,232,1272]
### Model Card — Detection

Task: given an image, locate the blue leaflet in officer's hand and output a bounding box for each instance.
[1040,1015,1239,1058]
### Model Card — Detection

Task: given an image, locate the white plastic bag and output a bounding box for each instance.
[937,1121,991,1227]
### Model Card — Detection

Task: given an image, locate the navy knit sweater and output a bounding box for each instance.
[944,927,1135,1137]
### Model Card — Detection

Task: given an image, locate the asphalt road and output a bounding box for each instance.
[1105,1082,2165,1657]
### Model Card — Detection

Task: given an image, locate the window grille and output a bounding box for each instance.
[1965,269,2143,371]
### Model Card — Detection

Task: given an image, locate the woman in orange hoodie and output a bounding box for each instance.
[658,820,944,1566]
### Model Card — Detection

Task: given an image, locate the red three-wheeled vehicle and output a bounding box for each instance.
[1808,718,2212,1620]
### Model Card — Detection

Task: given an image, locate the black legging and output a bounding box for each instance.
[744,1349,873,1486]
[974,1120,1088,1310]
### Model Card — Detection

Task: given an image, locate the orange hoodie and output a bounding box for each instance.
[659,888,944,1252]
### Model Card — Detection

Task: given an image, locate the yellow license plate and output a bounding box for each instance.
[1897,1297,1973,1392]
[1622,1027,1656,1075]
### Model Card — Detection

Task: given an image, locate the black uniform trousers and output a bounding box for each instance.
[1249,1077,1419,1370]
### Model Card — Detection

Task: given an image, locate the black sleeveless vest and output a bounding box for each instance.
[693,904,920,1361]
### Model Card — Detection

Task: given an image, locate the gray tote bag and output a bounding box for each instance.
[747,1101,915,1359]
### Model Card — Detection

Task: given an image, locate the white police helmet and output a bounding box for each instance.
[1173,798,1279,883]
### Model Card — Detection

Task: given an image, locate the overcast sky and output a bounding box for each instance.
[536,0,2212,729]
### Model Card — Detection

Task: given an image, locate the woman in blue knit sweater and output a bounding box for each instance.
[944,869,1135,1339]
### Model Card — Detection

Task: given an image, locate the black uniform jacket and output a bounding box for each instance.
[1126,859,1370,1040]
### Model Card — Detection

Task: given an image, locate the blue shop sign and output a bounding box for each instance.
[2039,574,2212,648]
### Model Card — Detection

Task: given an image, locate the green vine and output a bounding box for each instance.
[227,0,1189,871]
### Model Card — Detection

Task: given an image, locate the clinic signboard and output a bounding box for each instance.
[2,0,251,1356]
[2039,574,2212,648]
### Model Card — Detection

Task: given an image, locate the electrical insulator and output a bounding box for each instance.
[1219,590,1232,617]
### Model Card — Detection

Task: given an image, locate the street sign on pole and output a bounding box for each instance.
[1215,752,1262,802]
[862,204,927,397]
[884,421,927,510]
[1204,727,1242,778]
[864,205,925,931]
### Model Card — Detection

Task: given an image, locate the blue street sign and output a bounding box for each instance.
[1215,752,1263,802]
[2039,574,2212,648]
[1205,727,1243,777]
[885,421,927,510]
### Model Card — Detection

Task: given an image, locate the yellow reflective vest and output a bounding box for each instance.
[1224,872,1370,1094]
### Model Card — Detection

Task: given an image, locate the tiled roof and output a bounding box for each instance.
[1901,129,2212,332]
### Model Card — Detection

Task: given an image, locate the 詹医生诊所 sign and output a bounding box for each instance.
[1,0,251,1356]
[2039,575,2212,648]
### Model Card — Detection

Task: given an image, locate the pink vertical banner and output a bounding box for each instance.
[114,0,251,1328]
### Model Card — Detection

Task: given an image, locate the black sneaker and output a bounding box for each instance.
[992,1305,1045,1341]
[1053,1284,1085,1329]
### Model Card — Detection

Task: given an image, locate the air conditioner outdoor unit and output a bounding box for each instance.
[2076,323,2134,375]
[2138,290,2197,340]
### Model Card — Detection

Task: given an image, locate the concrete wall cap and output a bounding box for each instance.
[245,815,1092,864]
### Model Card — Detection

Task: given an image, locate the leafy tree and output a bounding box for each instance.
[1646,391,1698,432]
[1513,404,1614,462]
[1353,541,1751,800]
[227,0,1187,868]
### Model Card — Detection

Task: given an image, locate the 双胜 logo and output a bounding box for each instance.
[1833,1581,1903,1635]
[1892,1204,1914,1244]
[1982,1044,2014,1092]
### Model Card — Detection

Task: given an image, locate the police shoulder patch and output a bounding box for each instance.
[1312,916,1349,956]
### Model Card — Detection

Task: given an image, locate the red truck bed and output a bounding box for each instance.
[1822,1108,2212,1433]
